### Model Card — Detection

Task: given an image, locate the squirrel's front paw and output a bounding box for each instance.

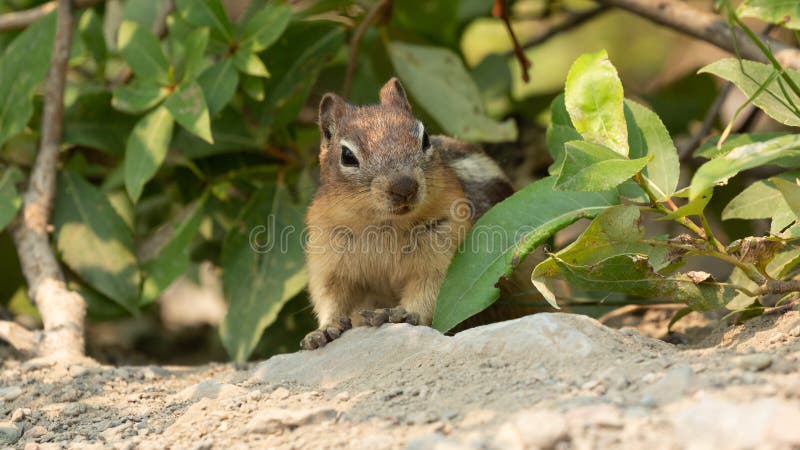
[300,318,352,350]
[359,307,420,327]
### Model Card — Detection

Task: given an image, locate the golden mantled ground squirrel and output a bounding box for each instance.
[301,78,513,350]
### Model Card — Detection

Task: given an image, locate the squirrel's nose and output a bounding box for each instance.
[388,176,419,205]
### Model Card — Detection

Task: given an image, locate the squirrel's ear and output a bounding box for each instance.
[319,93,343,142]
[379,77,411,112]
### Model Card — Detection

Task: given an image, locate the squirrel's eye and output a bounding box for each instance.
[341,145,359,167]
[421,130,431,152]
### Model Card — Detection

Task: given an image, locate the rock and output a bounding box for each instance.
[406,411,437,425]
[0,386,22,401]
[358,434,395,450]
[172,381,246,403]
[270,386,291,400]
[335,391,350,402]
[10,408,29,422]
[641,365,693,405]
[253,314,673,389]
[62,403,86,417]
[406,433,474,450]
[670,397,800,449]
[24,425,47,439]
[494,409,568,450]
[246,407,337,434]
[735,353,772,372]
[0,421,21,445]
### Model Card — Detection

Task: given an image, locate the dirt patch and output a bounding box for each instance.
[1,311,799,449]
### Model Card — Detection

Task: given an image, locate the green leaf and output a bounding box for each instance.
[432,177,618,332]
[532,206,673,304]
[241,75,265,101]
[625,100,679,201]
[738,0,800,30]
[239,0,292,52]
[667,306,695,332]
[220,175,311,362]
[555,141,650,192]
[64,92,137,155]
[261,22,344,129]
[112,79,169,114]
[388,41,517,143]
[233,48,270,78]
[659,188,713,220]
[0,167,23,231]
[78,8,106,68]
[181,27,210,82]
[197,58,239,115]
[722,170,800,220]
[53,171,141,312]
[165,81,213,143]
[694,132,785,160]
[117,20,170,84]
[176,0,233,42]
[553,254,738,311]
[0,13,56,148]
[546,94,582,175]
[565,49,628,156]
[140,196,207,304]
[125,106,175,202]
[772,177,800,218]
[699,59,800,127]
[690,134,800,200]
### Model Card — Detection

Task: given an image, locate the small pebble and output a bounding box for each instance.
[735,353,773,372]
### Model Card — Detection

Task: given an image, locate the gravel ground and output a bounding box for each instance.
[1,310,799,450]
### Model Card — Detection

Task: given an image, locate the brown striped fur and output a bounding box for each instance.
[304,78,512,342]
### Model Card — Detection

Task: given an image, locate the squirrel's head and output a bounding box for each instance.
[317,78,441,220]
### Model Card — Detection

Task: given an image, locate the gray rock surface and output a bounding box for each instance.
[2,311,799,449]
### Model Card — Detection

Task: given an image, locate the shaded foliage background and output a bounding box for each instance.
[0,0,796,363]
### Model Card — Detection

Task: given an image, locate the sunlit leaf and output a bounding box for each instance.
[565,49,628,156]
[555,141,650,192]
[125,106,175,202]
[738,0,800,30]
[117,20,170,84]
[176,0,233,42]
[165,81,213,143]
[112,79,169,114]
[625,100,679,201]
[54,171,141,312]
[690,134,800,200]
[533,206,673,296]
[0,13,55,148]
[388,41,517,143]
[554,254,738,311]
[233,48,270,78]
[239,0,292,52]
[699,59,800,127]
[433,177,618,332]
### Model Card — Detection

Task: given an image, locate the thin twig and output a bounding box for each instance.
[0,0,102,32]
[595,0,800,71]
[0,321,38,355]
[342,0,392,98]
[510,5,608,54]
[494,0,532,83]
[9,0,87,360]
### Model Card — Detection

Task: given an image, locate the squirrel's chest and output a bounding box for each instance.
[326,219,463,279]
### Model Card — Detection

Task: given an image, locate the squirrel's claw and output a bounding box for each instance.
[300,318,353,351]
[359,307,420,327]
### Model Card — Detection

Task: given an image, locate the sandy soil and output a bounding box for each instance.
[1,310,799,450]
